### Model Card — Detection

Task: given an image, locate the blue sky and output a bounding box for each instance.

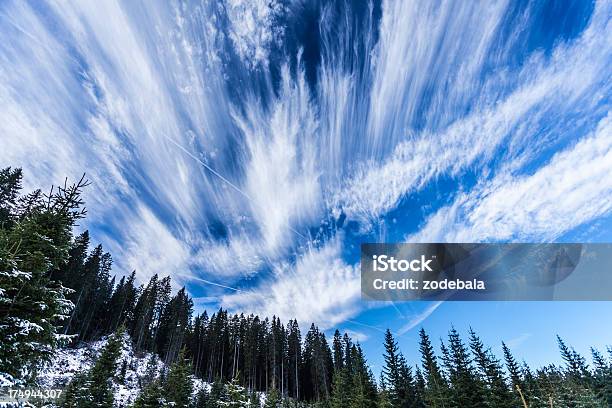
[1,0,611,371]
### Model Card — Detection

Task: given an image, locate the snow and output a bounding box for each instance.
[36,333,169,407]
[23,336,271,407]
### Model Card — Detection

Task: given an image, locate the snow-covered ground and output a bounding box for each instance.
[36,334,207,407]
[2,336,272,407]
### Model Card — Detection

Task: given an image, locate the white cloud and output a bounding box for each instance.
[334,0,611,225]
[107,205,192,286]
[194,236,264,278]
[221,238,361,328]
[408,113,612,243]
[397,301,443,335]
[236,65,322,254]
[1,0,610,333]
[503,333,532,350]
[224,0,285,67]
[343,329,369,343]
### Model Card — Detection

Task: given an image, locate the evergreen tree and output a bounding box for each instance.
[140,353,160,388]
[63,327,124,407]
[349,345,378,408]
[249,390,262,407]
[443,328,486,407]
[156,287,193,365]
[413,367,427,408]
[330,368,351,408]
[0,168,86,383]
[164,349,193,408]
[106,270,138,333]
[558,335,590,384]
[418,328,448,407]
[332,330,344,371]
[591,347,612,406]
[377,373,393,408]
[501,342,521,389]
[469,328,513,407]
[133,380,167,408]
[287,319,302,400]
[193,387,211,408]
[223,376,250,407]
[381,329,416,407]
[208,379,227,407]
[265,387,282,408]
[303,324,333,401]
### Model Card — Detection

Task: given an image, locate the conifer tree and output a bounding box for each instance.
[0,168,84,383]
[330,368,351,408]
[209,379,227,406]
[332,330,344,371]
[349,345,378,408]
[287,319,302,400]
[377,374,393,408]
[164,349,193,408]
[133,380,167,408]
[156,287,193,365]
[501,342,521,389]
[444,328,486,407]
[381,329,416,407]
[591,347,612,406]
[558,335,589,383]
[193,387,211,408]
[469,329,513,407]
[63,327,124,407]
[249,389,262,407]
[413,367,427,408]
[223,376,250,407]
[265,386,282,408]
[418,328,448,407]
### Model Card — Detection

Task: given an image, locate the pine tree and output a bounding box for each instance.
[332,330,344,372]
[209,379,227,406]
[223,376,250,407]
[377,373,393,408]
[557,335,590,384]
[330,368,351,408]
[193,387,211,408]
[63,327,124,407]
[0,168,86,383]
[249,390,262,407]
[133,380,167,408]
[106,270,137,333]
[287,319,302,400]
[265,387,282,408]
[413,367,427,408]
[501,342,521,389]
[381,329,416,407]
[349,345,378,408]
[303,324,333,401]
[469,328,513,407]
[591,347,612,406]
[156,287,193,365]
[164,348,193,408]
[444,328,486,407]
[418,328,448,407]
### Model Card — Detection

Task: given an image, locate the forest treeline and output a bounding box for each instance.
[1,167,611,407]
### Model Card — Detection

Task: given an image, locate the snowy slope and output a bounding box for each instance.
[36,334,207,407]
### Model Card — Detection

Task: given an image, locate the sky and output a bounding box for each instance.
[1,0,611,372]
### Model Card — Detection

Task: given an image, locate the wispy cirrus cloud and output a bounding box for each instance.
[1,0,610,332]
[503,333,532,350]
[397,302,443,336]
[408,113,612,243]
[221,237,361,328]
[334,0,610,225]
